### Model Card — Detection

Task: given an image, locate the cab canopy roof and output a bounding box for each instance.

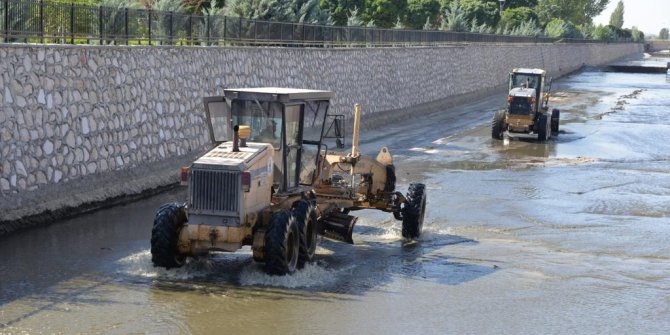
[512,68,546,75]
[223,87,334,103]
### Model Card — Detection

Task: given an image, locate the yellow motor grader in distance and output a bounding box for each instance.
[151,88,427,275]
[492,68,560,141]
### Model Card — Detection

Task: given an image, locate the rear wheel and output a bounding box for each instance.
[551,108,560,135]
[264,210,300,275]
[151,203,187,269]
[491,110,506,140]
[291,199,318,268]
[537,113,549,141]
[402,183,427,239]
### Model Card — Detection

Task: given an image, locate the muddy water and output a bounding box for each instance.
[2,66,670,334]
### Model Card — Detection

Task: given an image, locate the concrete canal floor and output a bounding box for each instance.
[1,65,669,334]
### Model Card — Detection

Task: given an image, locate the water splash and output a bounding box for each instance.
[116,250,214,280]
[238,261,346,288]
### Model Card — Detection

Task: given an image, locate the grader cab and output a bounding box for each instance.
[151,88,427,275]
[492,68,560,141]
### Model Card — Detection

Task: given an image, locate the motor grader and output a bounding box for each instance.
[151,88,427,275]
[492,68,560,141]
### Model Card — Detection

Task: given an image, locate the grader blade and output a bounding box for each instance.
[319,211,357,244]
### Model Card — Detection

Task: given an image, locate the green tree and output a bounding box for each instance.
[500,6,537,30]
[440,1,468,32]
[347,6,364,26]
[630,26,643,42]
[295,0,331,23]
[659,28,669,40]
[404,0,440,30]
[224,0,329,23]
[504,0,538,8]
[364,0,407,28]
[545,18,583,38]
[52,0,98,4]
[423,16,434,30]
[536,0,609,26]
[459,0,499,27]
[225,0,304,21]
[593,24,615,41]
[576,23,595,38]
[544,18,565,37]
[470,18,493,33]
[510,19,542,36]
[320,0,365,25]
[609,0,623,29]
[394,16,406,28]
[608,25,630,40]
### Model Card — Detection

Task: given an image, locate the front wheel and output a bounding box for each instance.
[492,110,506,140]
[151,203,187,269]
[264,210,300,275]
[536,113,549,141]
[291,199,318,268]
[551,108,560,135]
[402,183,427,239]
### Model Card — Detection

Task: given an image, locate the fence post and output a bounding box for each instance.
[238,16,241,43]
[70,2,74,44]
[222,15,226,44]
[169,11,173,45]
[205,14,210,45]
[148,10,152,45]
[3,0,8,42]
[98,6,102,45]
[124,7,128,45]
[188,14,192,45]
[39,0,44,43]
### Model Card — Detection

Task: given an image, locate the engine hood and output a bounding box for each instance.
[192,142,271,171]
[508,87,536,98]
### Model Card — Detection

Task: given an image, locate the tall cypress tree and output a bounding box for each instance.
[609,0,624,29]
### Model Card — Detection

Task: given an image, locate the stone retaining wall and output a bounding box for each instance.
[648,40,670,51]
[0,42,643,228]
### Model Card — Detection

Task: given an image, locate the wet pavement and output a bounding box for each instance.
[2,63,670,334]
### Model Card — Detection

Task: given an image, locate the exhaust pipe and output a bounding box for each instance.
[351,103,362,159]
[349,103,362,186]
[232,125,240,152]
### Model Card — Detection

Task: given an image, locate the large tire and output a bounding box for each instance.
[536,113,549,141]
[264,210,300,275]
[551,108,560,135]
[151,203,187,269]
[291,199,318,268]
[492,110,506,140]
[402,183,427,239]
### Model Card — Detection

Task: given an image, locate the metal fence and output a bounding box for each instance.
[1,0,625,46]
